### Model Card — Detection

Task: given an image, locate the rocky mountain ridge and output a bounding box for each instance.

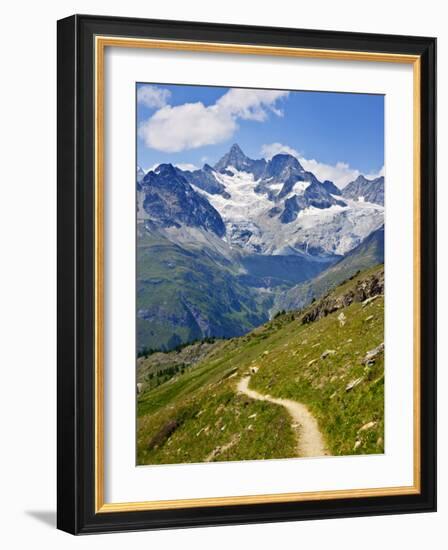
[342,174,384,205]
[138,144,384,258]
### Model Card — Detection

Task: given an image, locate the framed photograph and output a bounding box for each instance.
[57,15,436,534]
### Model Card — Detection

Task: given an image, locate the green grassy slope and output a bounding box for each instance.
[137,265,384,465]
[137,339,221,391]
[137,227,270,351]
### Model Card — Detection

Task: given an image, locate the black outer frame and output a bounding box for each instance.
[57,14,436,535]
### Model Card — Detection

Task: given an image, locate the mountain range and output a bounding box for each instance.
[136,144,384,351]
[342,174,384,205]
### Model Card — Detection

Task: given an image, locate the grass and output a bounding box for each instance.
[250,297,384,456]
[137,265,384,465]
[137,339,222,391]
[137,226,270,351]
[137,339,296,464]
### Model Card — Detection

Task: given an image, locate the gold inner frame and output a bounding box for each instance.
[94,36,422,513]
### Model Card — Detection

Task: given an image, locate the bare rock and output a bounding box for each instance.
[358,421,377,432]
[301,270,384,325]
[321,349,336,359]
[361,343,384,366]
[338,312,347,326]
[362,295,380,308]
[345,377,363,392]
[147,419,179,450]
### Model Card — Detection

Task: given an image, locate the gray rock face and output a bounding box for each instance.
[361,342,384,366]
[255,155,315,199]
[279,181,346,223]
[214,143,267,178]
[248,153,347,223]
[140,164,226,237]
[342,175,384,205]
[322,180,342,196]
[177,164,230,198]
[137,165,145,183]
[301,268,384,325]
[264,153,304,182]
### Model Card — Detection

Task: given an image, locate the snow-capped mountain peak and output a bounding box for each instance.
[342,174,384,205]
[136,164,145,183]
[138,144,384,258]
[264,153,305,180]
[214,143,267,179]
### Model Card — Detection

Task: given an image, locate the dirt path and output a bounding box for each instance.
[237,376,328,458]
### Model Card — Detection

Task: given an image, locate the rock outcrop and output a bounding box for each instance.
[301,269,384,325]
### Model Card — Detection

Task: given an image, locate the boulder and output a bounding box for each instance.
[361,342,385,366]
[338,312,347,326]
[362,295,380,308]
[358,421,377,432]
[147,419,179,450]
[345,377,363,392]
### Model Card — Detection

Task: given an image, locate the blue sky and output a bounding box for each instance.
[136,83,384,188]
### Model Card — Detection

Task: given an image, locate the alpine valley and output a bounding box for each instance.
[137,143,384,352]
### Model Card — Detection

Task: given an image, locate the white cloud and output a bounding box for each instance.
[139,103,236,152]
[139,89,289,153]
[366,165,385,179]
[261,142,301,159]
[301,160,384,188]
[174,163,198,172]
[261,142,384,189]
[299,159,360,188]
[216,89,288,121]
[144,163,160,173]
[137,85,171,109]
